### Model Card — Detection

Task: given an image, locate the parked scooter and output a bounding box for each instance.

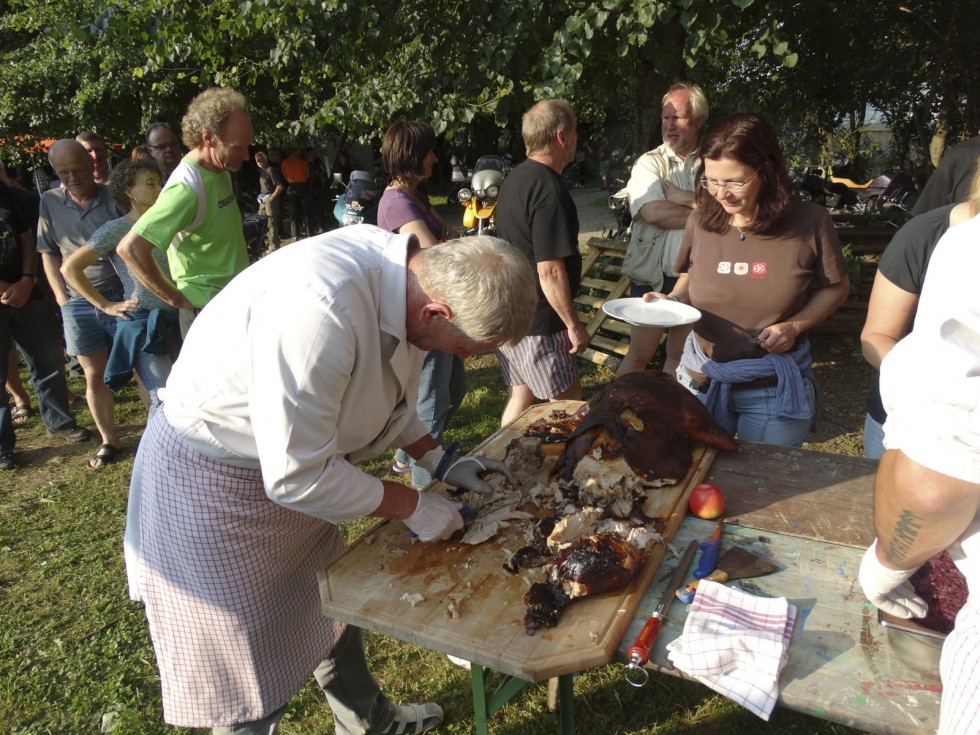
[458,155,505,235]
[446,155,471,205]
[333,170,381,226]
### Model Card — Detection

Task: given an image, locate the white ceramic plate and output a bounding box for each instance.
[602,297,701,327]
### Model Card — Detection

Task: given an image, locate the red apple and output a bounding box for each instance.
[689,483,725,519]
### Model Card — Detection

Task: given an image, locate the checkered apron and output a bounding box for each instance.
[137,412,346,727]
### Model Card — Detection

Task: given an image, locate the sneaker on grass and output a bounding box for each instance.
[380,702,443,735]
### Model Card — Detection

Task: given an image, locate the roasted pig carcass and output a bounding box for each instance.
[523,533,646,634]
[551,372,737,486]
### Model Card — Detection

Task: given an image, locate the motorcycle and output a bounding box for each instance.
[606,148,634,193]
[606,187,631,240]
[789,166,828,204]
[446,155,471,205]
[458,155,505,235]
[333,170,381,227]
[829,171,895,213]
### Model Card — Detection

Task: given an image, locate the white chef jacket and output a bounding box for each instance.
[160,224,428,522]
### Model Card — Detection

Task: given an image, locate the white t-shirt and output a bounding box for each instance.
[881,212,980,587]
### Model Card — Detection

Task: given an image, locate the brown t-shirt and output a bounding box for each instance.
[674,201,846,362]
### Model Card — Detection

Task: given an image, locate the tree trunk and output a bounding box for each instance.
[633,19,687,156]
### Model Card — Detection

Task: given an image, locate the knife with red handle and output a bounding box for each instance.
[693,519,725,579]
[626,539,699,668]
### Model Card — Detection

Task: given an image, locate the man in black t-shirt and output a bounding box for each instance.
[912,136,980,215]
[494,99,587,426]
[0,182,90,469]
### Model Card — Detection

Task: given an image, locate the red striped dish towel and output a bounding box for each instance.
[665,580,797,720]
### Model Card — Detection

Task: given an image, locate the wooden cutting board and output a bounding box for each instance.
[318,400,718,681]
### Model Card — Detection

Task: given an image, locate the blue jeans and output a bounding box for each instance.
[0,298,78,453]
[394,350,467,489]
[863,413,886,460]
[61,290,120,356]
[698,382,814,448]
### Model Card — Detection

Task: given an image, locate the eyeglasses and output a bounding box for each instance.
[147,142,181,152]
[699,170,760,192]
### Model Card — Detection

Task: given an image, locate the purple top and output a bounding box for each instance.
[377,188,442,241]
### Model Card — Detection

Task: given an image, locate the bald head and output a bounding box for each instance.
[48,139,98,202]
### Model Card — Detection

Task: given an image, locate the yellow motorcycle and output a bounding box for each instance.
[458,155,505,235]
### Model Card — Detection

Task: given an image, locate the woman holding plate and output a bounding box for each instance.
[643,113,849,446]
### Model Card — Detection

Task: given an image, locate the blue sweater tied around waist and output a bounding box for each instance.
[104,308,178,391]
[680,333,816,433]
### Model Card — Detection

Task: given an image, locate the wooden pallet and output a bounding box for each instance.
[575,237,633,368]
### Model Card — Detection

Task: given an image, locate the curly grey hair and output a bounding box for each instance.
[181,88,247,149]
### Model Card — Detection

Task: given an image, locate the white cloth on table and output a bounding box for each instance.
[666,580,797,721]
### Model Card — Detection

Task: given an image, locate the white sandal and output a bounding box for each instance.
[382,702,444,734]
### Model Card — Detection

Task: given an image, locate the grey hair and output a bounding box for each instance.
[522,100,576,157]
[412,236,537,345]
[663,82,709,122]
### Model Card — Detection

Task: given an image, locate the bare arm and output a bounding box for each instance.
[637,199,694,230]
[116,230,193,310]
[61,246,138,318]
[397,219,440,248]
[860,271,918,369]
[873,449,980,570]
[267,182,285,204]
[41,252,69,306]
[537,258,589,353]
[760,277,850,354]
[371,480,427,520]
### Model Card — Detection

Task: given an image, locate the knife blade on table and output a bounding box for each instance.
[676,545,779,603]
[625,539,699,672]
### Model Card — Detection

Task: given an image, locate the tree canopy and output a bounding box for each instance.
[1,0,976,173]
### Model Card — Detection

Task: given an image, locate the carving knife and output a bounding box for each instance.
[626,539,699,669]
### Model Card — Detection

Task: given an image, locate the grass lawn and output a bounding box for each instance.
[1,199,875,733]
[1,352,871,735]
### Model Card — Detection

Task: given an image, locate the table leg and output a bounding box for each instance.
[556,674,575,735]
[470,665,575,734]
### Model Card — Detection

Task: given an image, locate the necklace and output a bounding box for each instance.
[731,216,751,241]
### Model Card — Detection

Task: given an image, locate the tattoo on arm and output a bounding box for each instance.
[883,509,924,567]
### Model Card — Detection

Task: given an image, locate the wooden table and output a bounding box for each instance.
[320,413,943,734]
[318,401,715,734]
[619,442,942,735]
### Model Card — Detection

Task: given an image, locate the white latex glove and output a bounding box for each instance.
[438,455,515,496]
[859,541,928,619]
[403,492,464,541]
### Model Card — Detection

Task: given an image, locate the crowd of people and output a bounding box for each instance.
[3,81,979,733]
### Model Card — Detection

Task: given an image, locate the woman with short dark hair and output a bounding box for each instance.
[644,113,850,446]
[377,121,463,486]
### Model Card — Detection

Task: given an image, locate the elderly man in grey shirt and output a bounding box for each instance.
[37,139,124,468]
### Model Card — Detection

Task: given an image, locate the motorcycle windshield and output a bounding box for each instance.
[344,178,380,210]
[474,155,504,173]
